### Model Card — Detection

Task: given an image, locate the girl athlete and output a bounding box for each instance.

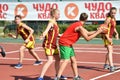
[102,7,119,72]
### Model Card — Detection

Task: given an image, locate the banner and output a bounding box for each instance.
[0,1,120,21]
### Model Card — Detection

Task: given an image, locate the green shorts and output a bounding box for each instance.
[59,45,75,59]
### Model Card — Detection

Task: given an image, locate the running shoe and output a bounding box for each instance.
[54,77,60,80]
[14,63,23,69]
[33,61,43,65]
[74,76,84,80]
[103,64,110,70]
[60,75,67,80]
[37,77,44,80]
[110,66,118,72]
[0,46,6,57]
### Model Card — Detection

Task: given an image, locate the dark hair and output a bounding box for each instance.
[15,15,22,19]
[50,8,58,17]
[79,13,88,21]
[107,7,117,17]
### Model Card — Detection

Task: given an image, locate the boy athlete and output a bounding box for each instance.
[8,15,42,69]
[55,13,105,80]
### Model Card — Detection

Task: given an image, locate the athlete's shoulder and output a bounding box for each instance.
[71,21,80,26]
[49,19,58,26]
[18,22,25,26]
[49,19,56,24]
[106,17,111,20]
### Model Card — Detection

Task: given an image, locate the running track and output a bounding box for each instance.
[0,43,120,80]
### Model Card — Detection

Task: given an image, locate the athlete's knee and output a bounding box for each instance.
[62,59,69,64]
[70,56,76,62]
[47,59,54,64]
[54,55,60,61]
[29,49,34,53]
[71,60,77,65]
[20,46,25,52]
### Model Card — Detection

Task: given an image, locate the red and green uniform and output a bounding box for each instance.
[59,21,83,59]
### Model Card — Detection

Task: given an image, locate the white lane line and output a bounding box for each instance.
[75,50,120,54]
[1,57,120,66]
[35,49,120,55]
[77,61,120,66]
[0,57,47,61]
[74,47,120,50]
[6,50,120,55]
[5,47,43,54]
[5,48,120,55]
[90,69,120,80]
[35,47,120,50]
[6,50,19,54]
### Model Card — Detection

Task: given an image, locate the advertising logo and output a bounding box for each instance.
[64,3,79,19]
[14,4,28,19]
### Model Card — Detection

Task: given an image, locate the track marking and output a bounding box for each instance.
[75,50,120,54]
[73,47,120,50]
[1,44,120,80]
[5,47,120,55]
[6,50,19,54]
[6,49,120,55]
[90,69,120,80]
[1,57,120,66]
[5,47,43,54]
[0,57,47,61]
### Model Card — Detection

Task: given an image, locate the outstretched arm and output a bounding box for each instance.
[39,22,53,40]
[114,28,119,40]
[83,28,96,35]
[8,30,18,39]
[76,26,102,41]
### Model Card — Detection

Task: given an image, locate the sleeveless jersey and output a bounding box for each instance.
[42,20,59,49]
[59,21,83,46]
[17,22,34,41]
[107,17,116,38]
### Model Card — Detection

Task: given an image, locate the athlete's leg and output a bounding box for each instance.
[28,48,40,61]
[104,52,109,65]
[57,59,69,78]
[54,54,60,74]
[39,56,54,78]
[70,56,78,76]
[14,45,26,69]
[19,45,26,63]
[107,45,113,67]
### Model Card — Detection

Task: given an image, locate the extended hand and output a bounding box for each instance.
[8,33,13,37]
[25,39,29,43]
[115,34,119,40]
[39,36,43,40]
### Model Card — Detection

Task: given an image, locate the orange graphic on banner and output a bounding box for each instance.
[14,4,28,19]
[64,3,79,19]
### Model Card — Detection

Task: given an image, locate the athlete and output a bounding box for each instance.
[37,8,67,80]
[8,15,42,69]
[54,13,105,80]
[102,7,119,72]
